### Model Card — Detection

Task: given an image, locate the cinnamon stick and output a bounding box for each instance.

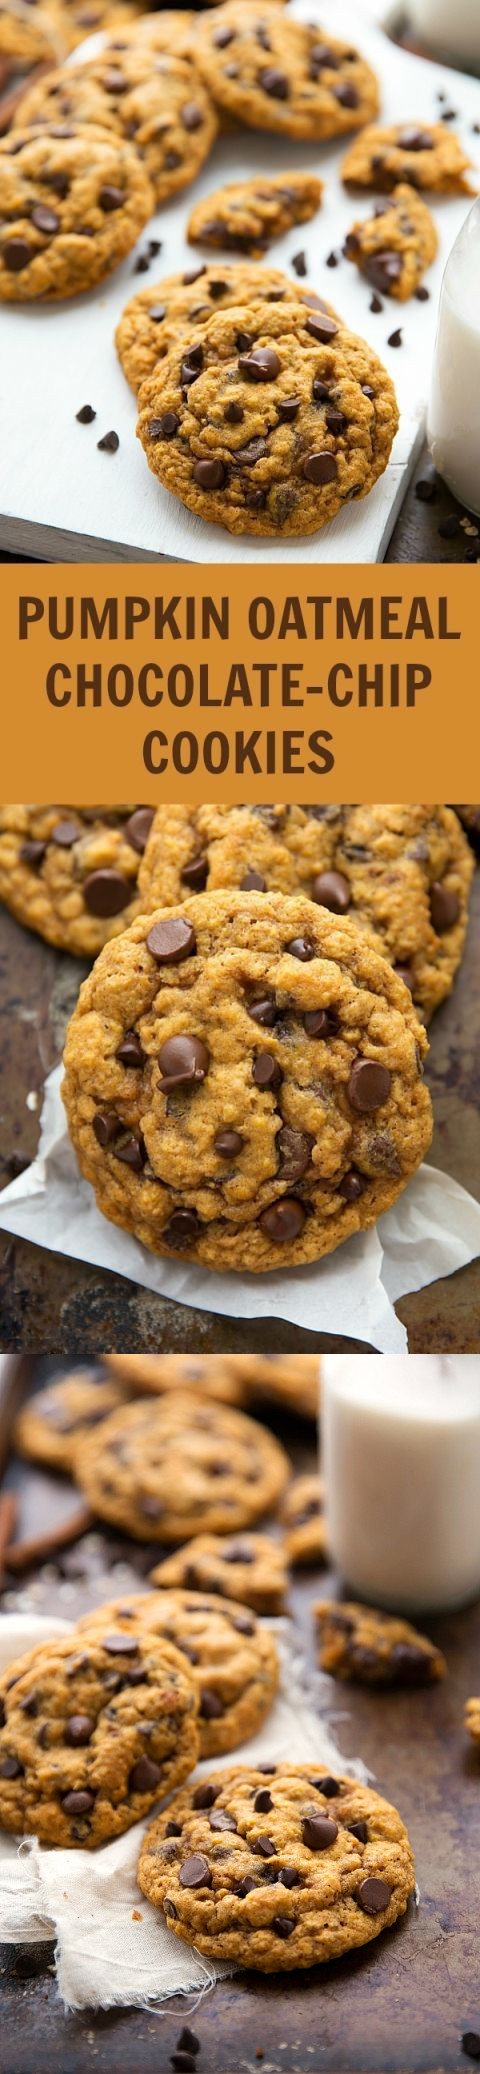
[4,1503,94,1575]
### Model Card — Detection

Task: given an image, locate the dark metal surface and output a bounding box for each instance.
[1,1360,480,2072]
[0,844,479,1354]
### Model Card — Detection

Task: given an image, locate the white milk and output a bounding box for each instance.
[428,201,480,516]
[322,1355,480,1612]
[408,0,480,64]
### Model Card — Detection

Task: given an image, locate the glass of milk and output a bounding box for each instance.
[408,0,480,66]
[323,1355,480,1613]
[428,201,480,517]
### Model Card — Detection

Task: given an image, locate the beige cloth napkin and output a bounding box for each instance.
[0,1615,357,2012]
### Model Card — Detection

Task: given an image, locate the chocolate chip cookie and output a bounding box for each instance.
[13,1369,128,1473]
[282,1475,327,1567]
[151,1534,288,1614]
[195,5,379,142]
[62,887,432,1273]
[465,1697,480,1743]
[0,1625,198,1846]
[0,805,154,955]
[187,171,323,258]
[344,185,437,300]
[138,1762,415,1970]
[137,298,398,537]
[138,805,472,1025]
[342,121,474,195]
[103,1352,250,1405]
[232,1353,321,1419]
[0,126,152,301]
[17,48,217,209]
[0,0,64,69]
[78,1588,279,1755]
[315,1601,446,1686]
[46,0,145,57]
[74,1392,290,1538]
[116,263,336,394]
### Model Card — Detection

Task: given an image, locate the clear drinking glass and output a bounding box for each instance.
[428,200,480,518]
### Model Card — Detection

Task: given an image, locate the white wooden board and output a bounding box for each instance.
[0,0,479,562]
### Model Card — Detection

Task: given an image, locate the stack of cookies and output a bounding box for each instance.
[0,800,475,1274]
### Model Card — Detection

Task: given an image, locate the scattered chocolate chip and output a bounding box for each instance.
[312,869,350,912]
[179,1854,212,1888]
[65,1714,94,1745]
[387,328,403,348]
[158,1033,209,1091]
[253,1052,282,1090]
[302,1814,338,1851]
[97,429,119,451]
[369,292,383,312]
[438,513,461,539]
[291,249,307,276]
[348,1059,391,1112]
[76,403,96,424]
[214,1128,244,1157]
[147,916,196,963]
[415,472,437,502]
[259,1197,306,1242]
[83,868,130,916]
[130,1756,162,1792]
[176,2032,200,2060]
[430,882,459,931]
[357,1876,391,1914]
[415,283,430,301]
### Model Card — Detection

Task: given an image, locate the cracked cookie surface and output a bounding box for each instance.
[78,1586,279,1755]
[315,1601,446,1685]
[344,184,437,299]
[0,1625,198,1846]
[74,1390,290,1538]
[136,297,398,537]
[187,171,322,257]
[116,262,336,393]
[151,1533,288,1614]
[13,1369,128,1472]
[342,121,474,194]
[0,805,154,955]
[138,1761,415,1970]
[0,125,152,300]
[62,887,432,1273]
[16,48,217,208]
[195,4,379,141]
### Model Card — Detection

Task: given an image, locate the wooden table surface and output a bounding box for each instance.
[0,838,479,1356]
[1,1359,480,2074]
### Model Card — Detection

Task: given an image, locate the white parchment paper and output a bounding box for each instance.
[0,1066,479,1351]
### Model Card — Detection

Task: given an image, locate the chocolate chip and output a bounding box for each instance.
[213,21,233,42]
[462,2036,480,2060]
[124,806,154,852]
[3,238,31,272]
[277,1126,314,1182]
[259,65,289,98]
[430,882,459,932]
[163,1210,200,1249]
[30,202,59,234]
[394,964,414,991]
[225,400,244,423]
[193,458,226,489]
[20,839,46,869]
[236,1876,258,1896]
[92,1110,121,1147]
[311,1775,341,1796]
[0,1755,24,1778]
[98,184,124,212]
[390,1641,431,1682]
[312,869,350,912]
[104,1632,140,1654]
[326,250,339,267]
[97,430,120,451]
[149,413,179,440]
[182,101,203,129]
[365,249,402,294]
[302,1814,338,1850]
[304,1007,338,1038]
[223,1540,254,1562]
[303,450,338,485]
[399,126,433,149]
[116,1030,145,1068]
[176,2029,200,2059]
[65,1714,94,1745]
[240,868,266,891]
[334,80,358,106]
[291,249,307,276]
[254,1787,273,1812]
[415,473,436,502]
[340,1168,366,1200]
[147,916,196,963]
[158,1033,209,1091]
[199,1687,224,1720]
[249,996,277,1025]
[232,1613,255,1635]
[253,1051,282,1090]
[192,1782,219,1809]
[278,395,300,421]
[129,1756,162,1792]
[387,328,403,348]
[209,1809,237,1832]
[416,283,430,301]
[76,403,96,424]
[312,377,330,402]
[253,1834,276,1857]
[348,1059,391,1111]
[306,312,338,343]
[347,1819,368,1842]
[179,1854,212,1888]
[370,293,383,313]
[259,1197,306,1242]
[51,818,79,846]
[238,346,281,381]
[286,935,315,960]
[182,853,208,888]
[325,408,347,435]
[61,1789,94,1814]
[357,1876,391,1914]
[83,868,129,916]
[214,1128,244,1157]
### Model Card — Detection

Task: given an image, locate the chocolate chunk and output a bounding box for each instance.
[193,458,226,489]
[147,916,196,963]
[65,1714,94,1744]
[348,1059,391,1111]
[129,1756,162,1792]
[340,1168,366,1200]
[116,1030,146,1068]
[357,1876,391,1914]
[286,934,315,960]
[303,450,338,485]
[214,1128,244,1157]
[158,1033,209,1091]
[163,1210,200,1249]
[20,839,46,869]
[277,1126,314,1182]
[3,238,31,272]
[306,312,338,343]
[124,806,154,852]
[179,1854,212,1888]
[254,1787,273,1812]
[238,346,281,381]
[149,413,179,440]
[97,430,120,451]
[83,868,130,915]
[192,1782,219,1809]
[304,1007,339,1038]
[62,1789,94,1814]
[199,1687,224,1720]
[259,66,289,98]
[259,1197,306,1242]
[92,1110,121,1147]
[312,869,350,912]
[302,1814,338,1850]
[430,882,459,932]
[253,1052,282,1090]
